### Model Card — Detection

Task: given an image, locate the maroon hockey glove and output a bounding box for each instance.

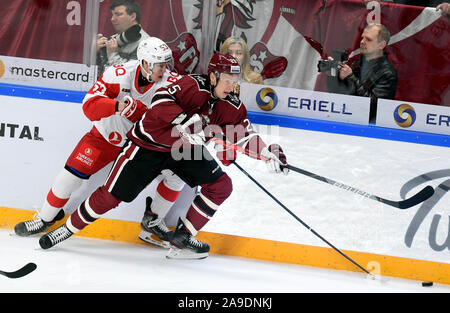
[261,144,289,175]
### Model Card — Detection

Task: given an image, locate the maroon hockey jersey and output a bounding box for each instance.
[128,74,266,154]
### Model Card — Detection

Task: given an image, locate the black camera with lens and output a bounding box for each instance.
[112,24,142,47]
[97,24,143,77]
[317,50,349,75]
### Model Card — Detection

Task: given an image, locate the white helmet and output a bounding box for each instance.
[137,37,173,80]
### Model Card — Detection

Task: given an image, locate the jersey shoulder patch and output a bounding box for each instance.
[189,74,209,92]
[223,92,242,109]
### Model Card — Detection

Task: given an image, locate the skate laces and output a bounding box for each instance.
[147,216,170,233]
[24,215,45,232]
[188,235,203,248]
[48,226,72,244]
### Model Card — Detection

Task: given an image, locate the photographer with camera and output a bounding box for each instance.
[321,23,398,123]
[97,0,150,75]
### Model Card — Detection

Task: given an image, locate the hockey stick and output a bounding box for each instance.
[0,263,37,279]
[232,161,372,276]
[210,137,434,209]
[285,165,434,210]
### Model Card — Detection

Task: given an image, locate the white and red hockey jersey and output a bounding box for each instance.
[82,60,182,147]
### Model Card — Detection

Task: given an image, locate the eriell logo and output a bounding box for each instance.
[393,103,416,128]
[287,97,352,115]
[256,88,278,111]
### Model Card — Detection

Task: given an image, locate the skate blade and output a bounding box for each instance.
[10,231,42,238]
[166,247,209,260]
[138,231,170,249]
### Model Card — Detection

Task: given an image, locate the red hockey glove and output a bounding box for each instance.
[120,96,146,123]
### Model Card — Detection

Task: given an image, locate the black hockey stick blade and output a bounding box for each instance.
[380,185,434,209]
[286,164,435,210]
[0,263,37,279]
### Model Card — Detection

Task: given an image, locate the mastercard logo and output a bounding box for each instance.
[0,60,5,79]
[393,103,416,128]
[256,88,278,111]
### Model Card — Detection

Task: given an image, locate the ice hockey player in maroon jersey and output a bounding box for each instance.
[15,37,187,248]
[39,53,289,259]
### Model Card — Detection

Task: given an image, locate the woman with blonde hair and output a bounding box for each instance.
[220,36,263,84]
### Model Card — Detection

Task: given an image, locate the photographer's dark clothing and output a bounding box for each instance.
[328,54,398,123]
[345,54,398,100]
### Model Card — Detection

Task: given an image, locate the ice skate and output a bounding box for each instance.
[39,224,73,249]
[166,218,209,259]
[14,209,65,237]
[139,197,173,248]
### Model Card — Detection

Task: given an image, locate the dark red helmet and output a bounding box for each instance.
[208,53,241,75]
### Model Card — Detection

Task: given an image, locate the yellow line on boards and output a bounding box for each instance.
[1,206,449,284]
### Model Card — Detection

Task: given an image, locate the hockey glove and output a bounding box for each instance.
[260,144,289,175]
[120,96,146,123]
[175,113,206,146]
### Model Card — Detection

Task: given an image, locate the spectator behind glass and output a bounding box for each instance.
[327,23,398,123]
[97,0,150,74]
[220,36,264,84]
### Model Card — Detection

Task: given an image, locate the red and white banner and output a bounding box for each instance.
[0,0,448,106]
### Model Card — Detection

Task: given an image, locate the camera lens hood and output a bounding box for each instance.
[117,24,142,47]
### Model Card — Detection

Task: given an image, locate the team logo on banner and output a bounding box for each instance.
[256,88,278,111]
[394,103,416,128]
[167,33,200,74]
[250,42,288,79]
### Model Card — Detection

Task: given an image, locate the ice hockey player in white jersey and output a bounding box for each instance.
[15,37,187,248]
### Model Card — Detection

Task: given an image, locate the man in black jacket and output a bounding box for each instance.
[331,23,398,123]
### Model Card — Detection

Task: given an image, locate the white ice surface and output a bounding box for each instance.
[202,126,450,263]
[3,120,449,264]
[0,229,449,293]
[2,122,449,293]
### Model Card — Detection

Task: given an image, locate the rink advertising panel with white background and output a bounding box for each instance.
[1,94,450,266]
[0,55,97,92]
[377,99,450,136]
[0,94,194,225]
[240,82,371,125]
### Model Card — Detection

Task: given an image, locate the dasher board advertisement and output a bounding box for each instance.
[0,55,96,92]
[240,82,370,125]
[377,99,450,136]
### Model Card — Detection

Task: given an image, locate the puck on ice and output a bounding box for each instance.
[422,281,433,287]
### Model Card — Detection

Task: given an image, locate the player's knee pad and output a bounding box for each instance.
[52,168,83,199]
